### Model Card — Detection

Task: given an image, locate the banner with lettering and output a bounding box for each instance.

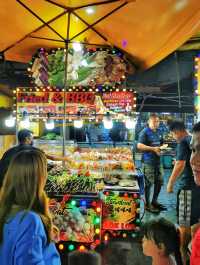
[16,90,135,116]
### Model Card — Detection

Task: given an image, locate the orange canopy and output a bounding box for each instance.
[0,0,200,69]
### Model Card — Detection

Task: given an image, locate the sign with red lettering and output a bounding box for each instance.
[17,91,95,105]
[16,91,96,116]
[16,89,136,116]
[102,194,137,230]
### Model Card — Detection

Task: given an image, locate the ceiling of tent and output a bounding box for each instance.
[0,0,200,69]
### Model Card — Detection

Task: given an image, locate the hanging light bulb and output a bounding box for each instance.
[72,42,82,52]
[103,112,113,129]
[45,113,55,130]
[5,115,15,127]
[74,111,83,128]
[125,116,136,129]
[20,111,30,128]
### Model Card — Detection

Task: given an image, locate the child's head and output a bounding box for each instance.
[142,218,182,264]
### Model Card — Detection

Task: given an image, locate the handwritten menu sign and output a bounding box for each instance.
[102,194,137,230]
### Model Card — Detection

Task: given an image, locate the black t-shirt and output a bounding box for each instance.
[176,135,195,189]
[0,144,37,188]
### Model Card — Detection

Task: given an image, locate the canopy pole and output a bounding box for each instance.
[62,12,71,157]
[175,52,181,110]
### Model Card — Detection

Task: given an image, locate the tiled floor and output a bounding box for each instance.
[142,168,179,224]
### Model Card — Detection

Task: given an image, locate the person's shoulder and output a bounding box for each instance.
[22,211,43,224]
[16,211,45,234]
[139,127,148,135]
[0,145,19,159]
[180,135,191,146]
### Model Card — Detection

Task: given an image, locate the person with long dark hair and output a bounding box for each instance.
[0,149,61,265]
[142,218,183,265]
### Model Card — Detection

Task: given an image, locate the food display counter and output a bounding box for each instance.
[41,141,143,253]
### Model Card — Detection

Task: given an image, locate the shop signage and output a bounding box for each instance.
[102,92,134,112]
[17,92,95,105]
[16,90,135,115]
[102,194,137,230]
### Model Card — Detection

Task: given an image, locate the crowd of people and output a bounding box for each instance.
[0,116,200,264]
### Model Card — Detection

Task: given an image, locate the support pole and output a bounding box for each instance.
[62,12,71,157]
[175,52,182,110]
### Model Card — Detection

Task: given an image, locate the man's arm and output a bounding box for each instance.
[167,160,185,193]
[46,154,70,162]
[137,143,161,156]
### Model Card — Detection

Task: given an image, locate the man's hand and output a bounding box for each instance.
[167,181,174,193]
[152,147,161,156]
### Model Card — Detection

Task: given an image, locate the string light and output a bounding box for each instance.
[79,245,86,251]
[68,244,75,251]
[58,244,64,250]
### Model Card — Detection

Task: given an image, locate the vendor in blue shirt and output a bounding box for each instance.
[137,113,166,213]
[0,149,61,265]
